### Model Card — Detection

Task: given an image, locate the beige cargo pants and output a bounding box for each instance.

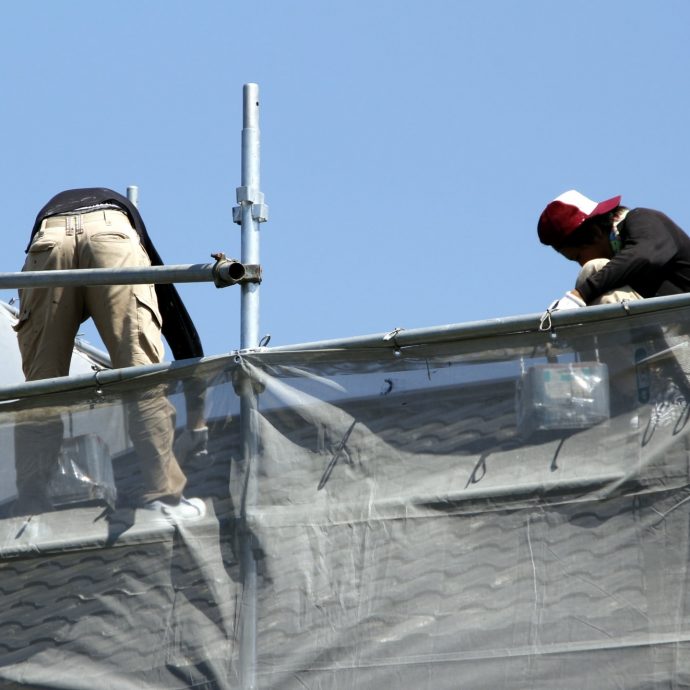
[575,258,642,304]
[14,209,186,509]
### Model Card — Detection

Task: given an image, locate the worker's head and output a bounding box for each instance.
[538,190,622,266]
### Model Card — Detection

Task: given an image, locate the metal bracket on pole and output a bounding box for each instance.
[233,189,269,224]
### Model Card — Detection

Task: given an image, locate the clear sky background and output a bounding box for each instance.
[1,0,689,357]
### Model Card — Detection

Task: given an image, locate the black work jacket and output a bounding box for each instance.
[578,208,690,304]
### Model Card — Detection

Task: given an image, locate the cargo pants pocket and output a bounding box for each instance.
[133,284,165,364]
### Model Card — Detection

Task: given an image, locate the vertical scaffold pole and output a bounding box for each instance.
[235,82,268,690]
[126,185,139,209]
[238,83,266,350]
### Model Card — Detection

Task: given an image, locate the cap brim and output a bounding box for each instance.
[591,195,621,218]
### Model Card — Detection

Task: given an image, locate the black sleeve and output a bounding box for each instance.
[155,284,204,360]
[578,209,678,303]
[139,228,205,360]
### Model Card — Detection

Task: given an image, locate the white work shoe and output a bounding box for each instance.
[143,496,206,521]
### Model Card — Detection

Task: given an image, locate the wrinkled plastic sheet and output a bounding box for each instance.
[2,305,690,688]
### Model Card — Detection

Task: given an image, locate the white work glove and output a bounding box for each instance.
[548,292,585,311]
[539,292,585,331]
[174,426,209,462]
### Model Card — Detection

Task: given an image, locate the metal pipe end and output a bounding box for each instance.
[243,83,260,128]
[227,261,246,283]
[210,253,262,288]
[126,185,139,208]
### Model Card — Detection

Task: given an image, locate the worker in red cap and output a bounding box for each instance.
[538,190,690,309]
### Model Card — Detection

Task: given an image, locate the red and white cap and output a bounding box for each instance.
[538,189,621,246]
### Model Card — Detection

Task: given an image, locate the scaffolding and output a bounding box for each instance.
[4,84,690,690]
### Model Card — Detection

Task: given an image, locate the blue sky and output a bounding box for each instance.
[1,0,689,357]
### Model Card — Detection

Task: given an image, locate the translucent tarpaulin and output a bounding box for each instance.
[3,300,690,688]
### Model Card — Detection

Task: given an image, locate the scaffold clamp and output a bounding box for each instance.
[211,252,262,288]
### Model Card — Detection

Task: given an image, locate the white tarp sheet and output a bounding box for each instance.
[1,304,690,688]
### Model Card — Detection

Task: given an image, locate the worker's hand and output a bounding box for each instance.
[549,291,585,311]
[174,426,209,463]
[540,291,586,331]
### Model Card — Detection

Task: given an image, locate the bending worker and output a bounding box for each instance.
[538,189,690,409]
[538,189,690,308]
[14,187,207,519]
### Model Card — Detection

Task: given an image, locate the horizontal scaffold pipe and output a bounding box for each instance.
[0,261,261,289]
[4,292,690,401]
[266,291,690,353]
[0,354,231,403]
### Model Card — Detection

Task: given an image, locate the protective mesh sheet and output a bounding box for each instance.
[2,305,690,688]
